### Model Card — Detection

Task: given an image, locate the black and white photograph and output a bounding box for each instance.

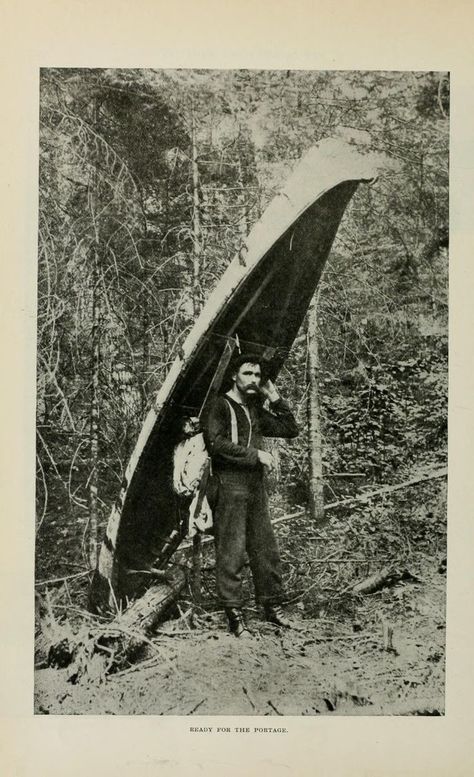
[34,68,449,716]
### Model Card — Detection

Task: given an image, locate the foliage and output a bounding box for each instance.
[36,69,448,579]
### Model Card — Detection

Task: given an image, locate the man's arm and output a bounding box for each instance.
[259,399,299,438]
[204,397,260,468]
[258,380,299,438]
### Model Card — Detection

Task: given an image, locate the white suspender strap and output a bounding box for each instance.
[224,398,239,444]
[224,397,251,448]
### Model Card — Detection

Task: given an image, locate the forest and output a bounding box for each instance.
[35,69,448,715]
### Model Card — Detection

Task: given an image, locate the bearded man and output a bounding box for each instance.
[204,353,299,637]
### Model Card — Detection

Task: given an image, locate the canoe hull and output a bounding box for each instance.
[90,141,378,610]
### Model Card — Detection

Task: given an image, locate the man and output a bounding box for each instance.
[204,353,299,637]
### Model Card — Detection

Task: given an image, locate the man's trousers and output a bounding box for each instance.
[212,469,284,608]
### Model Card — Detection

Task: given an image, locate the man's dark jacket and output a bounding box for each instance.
[204,394,298,472]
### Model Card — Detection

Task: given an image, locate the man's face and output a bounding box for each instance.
[233,362,262,397]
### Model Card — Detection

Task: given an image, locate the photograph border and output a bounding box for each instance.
[1,1,473,775]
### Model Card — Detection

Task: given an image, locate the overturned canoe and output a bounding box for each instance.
[89,139,378,611]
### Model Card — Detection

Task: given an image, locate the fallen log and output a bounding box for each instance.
[37,566,186,679]
[352,567,422,596]
[116,565,186,640]
[352,566,397,595]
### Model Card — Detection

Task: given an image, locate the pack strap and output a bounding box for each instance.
[190,458,211,523]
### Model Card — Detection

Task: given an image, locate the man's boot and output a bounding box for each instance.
[264,604,293,628]
[225,608,251,638]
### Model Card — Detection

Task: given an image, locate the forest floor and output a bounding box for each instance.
[35,563,445,716]
[35,475,446,716]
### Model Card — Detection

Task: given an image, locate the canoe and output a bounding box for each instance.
[89,138,378,611]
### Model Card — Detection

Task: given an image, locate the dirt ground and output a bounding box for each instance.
[35,560,445,716]
[35,476,446,716]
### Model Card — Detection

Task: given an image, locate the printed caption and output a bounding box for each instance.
[190,727,288,734]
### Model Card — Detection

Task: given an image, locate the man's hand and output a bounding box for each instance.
[260,379,280,403]
[257,450,275,471]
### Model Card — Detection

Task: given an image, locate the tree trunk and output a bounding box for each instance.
[191,109,202,319]
[88,246,100,569]
[306,295,324,522]
[141,304,150,413]
[190,107,203,599]
[140,190,150,414]
[88,94,101,570]
[237,156,248,248]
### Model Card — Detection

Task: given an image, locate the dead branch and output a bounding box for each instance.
[327,467,447,510]
[35,570,91,587]
[113,654,162,678]
[188,698,207,715]
[267,699,283,715]
[242,685,257,711]
[37,353,77,432]
[36,453,49,532]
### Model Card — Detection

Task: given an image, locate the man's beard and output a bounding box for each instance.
[245,387,263,404]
